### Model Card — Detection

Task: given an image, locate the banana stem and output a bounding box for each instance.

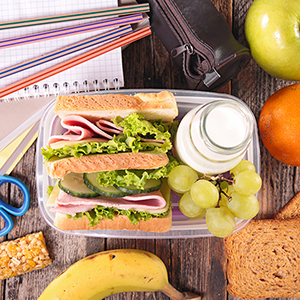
[161,283,201,300]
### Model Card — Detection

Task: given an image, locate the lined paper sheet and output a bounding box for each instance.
[0,0,124,99]
[0,0,125,150]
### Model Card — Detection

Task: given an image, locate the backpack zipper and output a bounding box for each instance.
[155,0,220,87]
[171,43,194,58]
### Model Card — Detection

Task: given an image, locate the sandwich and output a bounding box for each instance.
[42,91,180,233]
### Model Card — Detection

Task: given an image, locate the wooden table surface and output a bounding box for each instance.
[1,0,299,299]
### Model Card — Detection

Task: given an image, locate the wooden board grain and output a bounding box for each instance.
[232,0,300,221]
[1,0,298,299]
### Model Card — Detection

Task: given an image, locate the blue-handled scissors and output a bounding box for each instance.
[0,175,30,236]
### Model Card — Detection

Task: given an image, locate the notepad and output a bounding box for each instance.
[0,0,125,151]
[0,0,124,100]
[0,123,38,175]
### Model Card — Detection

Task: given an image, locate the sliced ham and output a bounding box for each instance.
[48,115,115,145]
[51,190,166,216]
[95,119,123,135]
[47,115,168,147]
[52,203,96,215]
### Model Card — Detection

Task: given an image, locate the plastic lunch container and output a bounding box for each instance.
[36,89,260,239]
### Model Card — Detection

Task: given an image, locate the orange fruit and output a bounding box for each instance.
[259,83,300,167]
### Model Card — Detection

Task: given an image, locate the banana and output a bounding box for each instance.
[38,249,201,300]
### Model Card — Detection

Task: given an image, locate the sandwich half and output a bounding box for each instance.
[43,91,179,233]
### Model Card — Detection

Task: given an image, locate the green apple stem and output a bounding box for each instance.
[161,283,201,300]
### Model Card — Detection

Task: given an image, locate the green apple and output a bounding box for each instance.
[245,0,300,81]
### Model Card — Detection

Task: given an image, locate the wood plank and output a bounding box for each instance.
[227,1,300,300]
[5,0,300,299]
[232,0,299,220]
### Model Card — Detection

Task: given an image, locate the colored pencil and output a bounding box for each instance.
[0,25,133,79]
[0,26,151,99]
[0,14,143,49]
[0,4,150,30]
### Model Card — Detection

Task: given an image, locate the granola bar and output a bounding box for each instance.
[0,231,52,280]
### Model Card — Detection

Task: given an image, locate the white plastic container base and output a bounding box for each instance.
[36,89,260,239]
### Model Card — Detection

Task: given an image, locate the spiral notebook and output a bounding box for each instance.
[0,0,125,151]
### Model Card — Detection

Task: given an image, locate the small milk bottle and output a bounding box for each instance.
[174,99,254,174]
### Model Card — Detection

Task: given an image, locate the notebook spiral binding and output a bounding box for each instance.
[1,78,121,103]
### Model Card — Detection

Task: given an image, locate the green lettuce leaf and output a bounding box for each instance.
[47,185,54,197]
[67,204,171,227]
[42,113,175,161]
[96,154,180,189]
[113,113,171,141]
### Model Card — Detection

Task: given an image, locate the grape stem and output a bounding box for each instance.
[220,190,232,201]
[198,174,234,208]
[200,174,234,184]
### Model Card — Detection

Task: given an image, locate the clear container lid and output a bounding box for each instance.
[36,89,260,239]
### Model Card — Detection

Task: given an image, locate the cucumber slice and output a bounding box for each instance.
[84,173,130,198]
[114,179,162,194]
[58,173,100,198]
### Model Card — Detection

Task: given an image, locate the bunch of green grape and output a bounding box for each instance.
[168,160,262,238]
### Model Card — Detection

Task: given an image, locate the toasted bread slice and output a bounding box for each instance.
[224,218,300,299]
[54,210,172,233]
[46,152,169,178]
[274,191,300,220]
[54,91,178,122]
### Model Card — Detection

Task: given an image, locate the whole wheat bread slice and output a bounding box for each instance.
[224,218,300,299]
[274,191,300,220]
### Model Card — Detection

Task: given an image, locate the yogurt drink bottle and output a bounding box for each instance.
[175,99,254,174]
